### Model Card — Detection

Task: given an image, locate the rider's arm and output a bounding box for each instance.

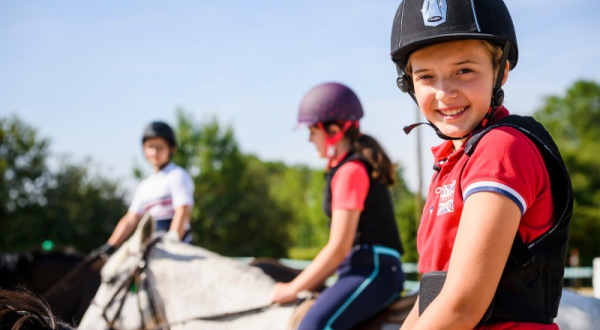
[107,211,143,247]
[400,297,420,330]
[168,168,195,240]
[408,192,521,330]
[169,205,191,239]
[271,161,368,303]
[271,208,360,303]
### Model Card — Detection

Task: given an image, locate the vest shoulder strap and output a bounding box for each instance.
[462,115,573,266]
[465,115,561,158]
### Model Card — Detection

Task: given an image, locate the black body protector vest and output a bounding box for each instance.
[419,115,573,324]
[323,151,404,255]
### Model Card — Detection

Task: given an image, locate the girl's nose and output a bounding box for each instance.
[435,78,458,102]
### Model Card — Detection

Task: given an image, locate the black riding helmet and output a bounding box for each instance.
[390,0,519,140]
[142,121,177,148]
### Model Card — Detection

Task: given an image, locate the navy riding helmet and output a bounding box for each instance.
[142,121,177,147]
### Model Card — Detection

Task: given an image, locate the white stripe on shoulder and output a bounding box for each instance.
[463,181,527,214]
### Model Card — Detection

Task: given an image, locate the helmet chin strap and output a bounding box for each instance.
[403,121,470,140]
[318,121,358,169]
[402,40,512,141]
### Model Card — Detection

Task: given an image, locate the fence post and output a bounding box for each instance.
[594,257,600,299]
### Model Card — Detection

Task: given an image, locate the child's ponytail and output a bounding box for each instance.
[320,121,396,185]
[347,126,396,186]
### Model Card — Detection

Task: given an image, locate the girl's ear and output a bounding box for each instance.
[327,124,341,135]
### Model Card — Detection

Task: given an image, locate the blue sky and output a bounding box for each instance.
[1,0,599,199]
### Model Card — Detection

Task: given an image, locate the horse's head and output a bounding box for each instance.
[101,213,155,281]
[79,214,167,330]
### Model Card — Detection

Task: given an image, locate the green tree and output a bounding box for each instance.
[0,115,128,252]
[172,110,292,257]
[533,79,600,266]
[390,167,420,263]
[263,162,328,259]
[0,115,49,250]
[39,159,128,252]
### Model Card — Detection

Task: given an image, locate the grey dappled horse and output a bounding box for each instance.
[79,215,600,330]
[79,215,296,330]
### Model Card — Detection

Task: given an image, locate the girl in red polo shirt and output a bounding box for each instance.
[271,82,405,329]
[389,0,573,329]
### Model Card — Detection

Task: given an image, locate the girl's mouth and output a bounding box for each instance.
[439,106,468,116]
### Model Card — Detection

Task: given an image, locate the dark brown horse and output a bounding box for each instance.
[0,248,104,325]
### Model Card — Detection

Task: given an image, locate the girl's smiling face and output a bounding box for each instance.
[409,39,507,143]
[143,137,173,169]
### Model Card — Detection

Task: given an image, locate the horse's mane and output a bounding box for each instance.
[0,288,75,330]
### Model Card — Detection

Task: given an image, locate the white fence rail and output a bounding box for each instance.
[271,257,600,297]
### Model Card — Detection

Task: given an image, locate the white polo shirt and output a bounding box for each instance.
[129,163,195,225]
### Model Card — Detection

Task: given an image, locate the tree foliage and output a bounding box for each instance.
[390,167,420,263]
[0,116,127,252]
[534,79,600,266]
[172,110,292,257]
[0,115,49,232]
[262,162,329,259]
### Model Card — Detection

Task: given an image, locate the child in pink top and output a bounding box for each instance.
[271,82,405,329]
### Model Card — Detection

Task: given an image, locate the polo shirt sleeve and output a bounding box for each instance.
[331,160,370,211]
[461,127,547,216]
[128,183,146,216]
[169,168,195,208]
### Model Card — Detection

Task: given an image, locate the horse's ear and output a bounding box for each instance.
[139,213,155,246]
[101,214,154,280]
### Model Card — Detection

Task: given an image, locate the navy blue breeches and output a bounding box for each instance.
[298,244,405,330]
[155,219,192,243]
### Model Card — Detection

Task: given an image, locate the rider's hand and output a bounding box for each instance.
[164,230,181,243]
[92,243,116,257]
[271,282,299,304]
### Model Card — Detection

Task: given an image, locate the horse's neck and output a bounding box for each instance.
[147,242,276,319]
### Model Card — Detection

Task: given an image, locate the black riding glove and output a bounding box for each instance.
[92,243,116,257]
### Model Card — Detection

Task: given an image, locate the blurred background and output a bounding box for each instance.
[1,0,599,271]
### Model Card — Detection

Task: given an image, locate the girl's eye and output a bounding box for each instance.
[416,74,433,81]
[457,68,474,74]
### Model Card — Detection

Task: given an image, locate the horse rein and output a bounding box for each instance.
[144,293,313,329]
[98,237,165,330]
[143,302,283,330]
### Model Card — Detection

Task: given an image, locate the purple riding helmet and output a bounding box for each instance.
[296,82,363,128]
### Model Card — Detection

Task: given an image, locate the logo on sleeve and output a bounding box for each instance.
[435,180,455,215]
[422,0,447,27]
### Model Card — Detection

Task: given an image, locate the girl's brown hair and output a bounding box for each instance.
[322,121,396,186]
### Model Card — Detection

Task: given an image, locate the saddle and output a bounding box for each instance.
[250,258,417,329]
